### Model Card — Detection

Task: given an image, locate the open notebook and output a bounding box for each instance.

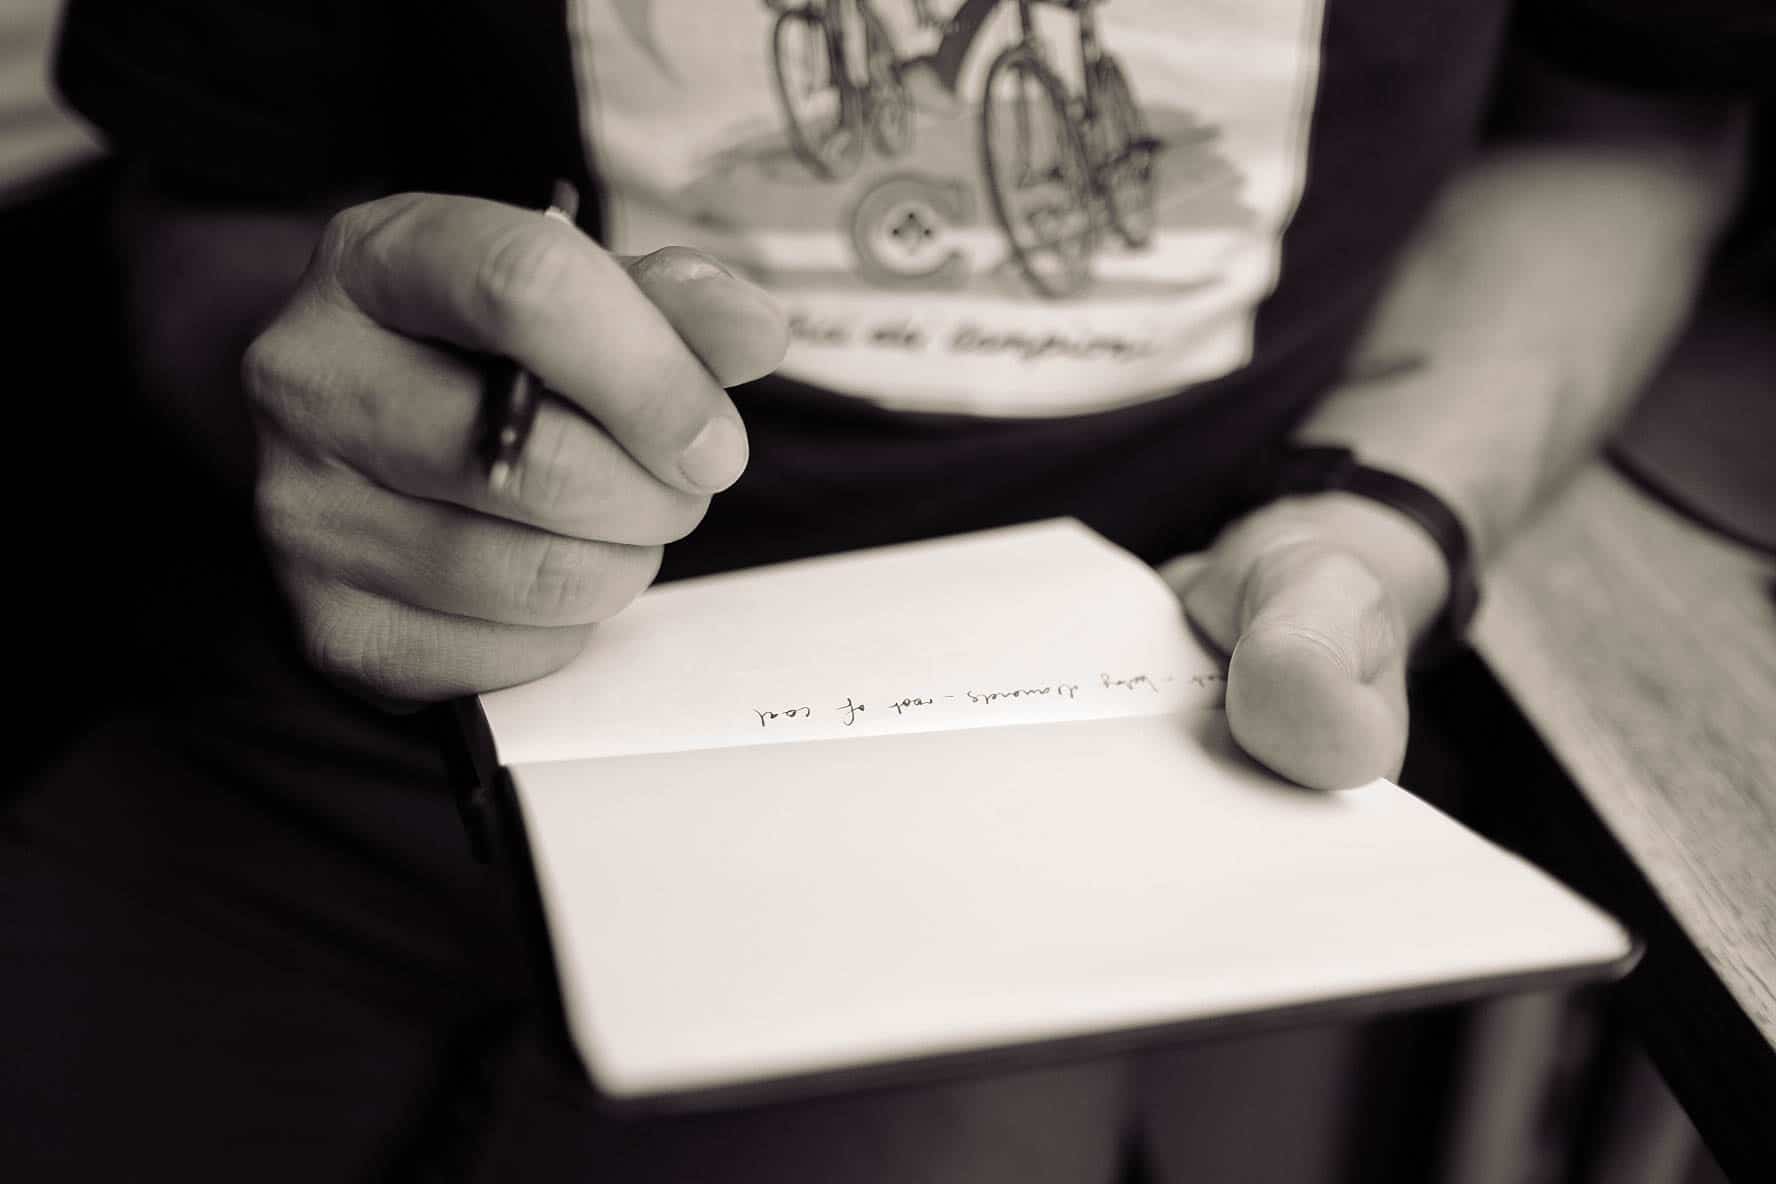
[474,520,1632,1110]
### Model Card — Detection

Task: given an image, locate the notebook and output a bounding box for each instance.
[472,519,1633,1111]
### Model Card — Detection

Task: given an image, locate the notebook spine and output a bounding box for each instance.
[437,697,502,863]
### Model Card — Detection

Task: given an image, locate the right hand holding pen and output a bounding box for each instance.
[243,193,788,699]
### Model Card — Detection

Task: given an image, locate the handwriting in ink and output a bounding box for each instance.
[837,697,867,726]
[1100,672,1161,694]
[889,696,936,716]
[965,682,1080,705]
[1187,673,1225,689]
[754,706,813,727]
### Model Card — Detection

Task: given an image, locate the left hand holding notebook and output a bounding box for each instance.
[1162,491,1449,790]
[241,192,787,699]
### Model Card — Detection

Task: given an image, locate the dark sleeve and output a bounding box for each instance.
[1513,0,1776,94]
[54,0,377,199]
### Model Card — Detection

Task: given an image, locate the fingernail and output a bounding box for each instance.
[679,417,748,491]
[679,253,732,281]
[657,248,731,283]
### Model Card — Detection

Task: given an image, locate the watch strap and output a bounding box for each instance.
[1274,445,1481,667]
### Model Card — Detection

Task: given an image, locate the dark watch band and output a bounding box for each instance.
[1273,445,1480,667]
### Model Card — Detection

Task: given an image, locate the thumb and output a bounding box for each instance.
[622,248,789,388]
[1226,541,1409,790]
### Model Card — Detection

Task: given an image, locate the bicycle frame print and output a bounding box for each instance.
[978,0,1157,297]
[769,0,913,180]
[1007,0,1113,127]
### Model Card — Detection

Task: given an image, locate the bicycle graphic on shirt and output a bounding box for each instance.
[767,0,916,180]
[764,0,1160,298]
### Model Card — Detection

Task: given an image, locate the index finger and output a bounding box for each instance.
[317,193,755,494]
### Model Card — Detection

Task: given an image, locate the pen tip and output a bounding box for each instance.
[489,461,513,492]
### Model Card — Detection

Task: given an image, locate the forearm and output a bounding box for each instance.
[114,167,356,487]
[1292,59,1747,615]
[1165,59,1749,789]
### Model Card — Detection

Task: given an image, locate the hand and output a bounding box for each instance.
[243,193,788,699]
[1160,494,1450,790]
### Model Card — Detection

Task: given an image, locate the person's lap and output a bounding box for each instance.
[1,690,1354,1183]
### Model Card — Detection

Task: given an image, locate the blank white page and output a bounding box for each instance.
[480,520,1225,766]
[511,712,1632,1101]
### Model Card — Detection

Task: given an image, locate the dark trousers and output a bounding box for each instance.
[4,661,1386,1183]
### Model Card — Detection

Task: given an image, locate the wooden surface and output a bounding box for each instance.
[1473,462,1776,1176]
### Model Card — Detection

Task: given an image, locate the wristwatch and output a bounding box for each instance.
[1272,445,1481,668]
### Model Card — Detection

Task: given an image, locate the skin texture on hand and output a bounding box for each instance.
[243,193,789,700]
[1191,61,1745,790]
[1161,493,1448,791]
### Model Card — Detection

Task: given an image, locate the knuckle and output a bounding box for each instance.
[313,202,377,278]
[253,458,315,557]
[240,327,301,414]
[296,584,387,688]
[314,194,436,318]
[316,195,416,272]
[513,534,605,622]
[512,538,661,623]
[502,410,583,521]
[474,222,576,336]
[501,413,710,544]
[255,453,372,568]
[240,318,341,447]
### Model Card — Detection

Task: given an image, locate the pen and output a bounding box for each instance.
[483,179,581,491]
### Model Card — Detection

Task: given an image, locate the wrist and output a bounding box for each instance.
[1265,442,1483,664]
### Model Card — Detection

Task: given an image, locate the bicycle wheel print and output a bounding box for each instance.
[771,8,864,180]
[1091,55,1156,249]
[979,45,1094,299]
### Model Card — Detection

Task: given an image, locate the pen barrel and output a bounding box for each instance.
[483,364,546,471]
[482,180,578,489]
